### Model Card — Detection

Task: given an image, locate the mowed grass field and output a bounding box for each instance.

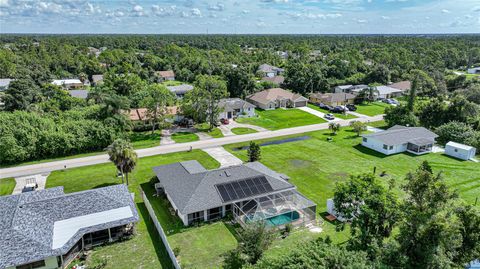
[171,132,199,143]
[46,150,220,269]
[225,128,480,210]
[355,102,390,116]
[0,177,15,196]
[236,108,326,130]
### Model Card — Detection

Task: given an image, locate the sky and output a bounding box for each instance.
[0,0,479,34]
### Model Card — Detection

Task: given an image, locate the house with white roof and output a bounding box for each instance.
[444,141,476,161]
[51,79,83,90]
[352,85,403,99]
[0,78,14,91]
[362,125,438,155]
[0,184,138,269]
[467,67,480,74]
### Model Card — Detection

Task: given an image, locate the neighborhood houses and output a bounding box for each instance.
[309,92,356,107]
[218,98,256,119]
[257,64,284,78]
[51,79,84,90]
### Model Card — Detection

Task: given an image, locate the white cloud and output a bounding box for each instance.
[356,19,367,23]
[133,5,143,12]
[0,0,9,8]
[381,16,390,20]
[441,9,450,13]
[208,3,225,11]
[472,6,480,12]
[191,8,201,17]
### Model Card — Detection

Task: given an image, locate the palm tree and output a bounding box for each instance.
[360,86,379,103]
[107,139,137,186]
[328,122,341,135]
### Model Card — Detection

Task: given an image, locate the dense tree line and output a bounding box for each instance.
[1,34,479,164]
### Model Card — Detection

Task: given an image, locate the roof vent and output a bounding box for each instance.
[224,170,231,177]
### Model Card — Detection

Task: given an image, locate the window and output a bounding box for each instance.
[363,137,367,142]
[17,260,45,269]
[389,146,393,150]
[454,149,458,152]
[383,144,388,150]
[188,211,204,225]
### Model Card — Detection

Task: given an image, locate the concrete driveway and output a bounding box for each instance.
[202,147,243,167]
[218,120,268,136]
[13,173,49,194]
[297,106,341,122]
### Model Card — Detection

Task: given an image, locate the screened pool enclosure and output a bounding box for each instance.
[232,190,316,228]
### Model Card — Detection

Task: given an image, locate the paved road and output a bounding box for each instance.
[0,115,383,179]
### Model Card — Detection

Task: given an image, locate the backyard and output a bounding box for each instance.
[236,108,326,130]
[225,128,480,209]
[306,104,357,119]
[355,102,390,116]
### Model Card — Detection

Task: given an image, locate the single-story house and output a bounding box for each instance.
[155,70,175,82]
[52,79,83,90]
[153,161,316,227]
[334,84,368,94]
[257,64,284,78]
[0,78,14,91]
[352,85,403,99]
[389,80,411,94]
[309,92,356,106]
[467,67,480,74]
[68,89,89,99]
[91,74,104,86]
[261,76,285,85]
[218,98,256,119]
[0,184,138,269]
[247,88,308,110]
[166,84,194,98]
[362,125,438,155]
[445,141,476,161]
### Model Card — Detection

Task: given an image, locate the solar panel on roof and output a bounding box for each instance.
[215,176,273,202]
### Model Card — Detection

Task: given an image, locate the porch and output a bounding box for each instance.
[406,138,434,155]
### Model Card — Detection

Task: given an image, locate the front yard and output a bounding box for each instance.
[46,150,220,269]
[0,177,15,196]
[354,102,390,116]
[231,127,258,135]
[306,104,357,119]
[171,132,199,143]
[236,108,326,130]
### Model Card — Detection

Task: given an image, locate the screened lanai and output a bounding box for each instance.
[232,190,316,228]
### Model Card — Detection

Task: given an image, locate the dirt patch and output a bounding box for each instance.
[289,159,312,168]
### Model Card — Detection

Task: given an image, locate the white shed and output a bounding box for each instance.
[445,141,476,161]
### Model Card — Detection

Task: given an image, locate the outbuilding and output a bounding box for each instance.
[445,141,476,161]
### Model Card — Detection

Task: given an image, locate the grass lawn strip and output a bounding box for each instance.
[171,132,200,143]
[130,130,162,149]
[46,150,220,269]
[354,102,389,116]
[236,108,327,130]
[194,123,224,138]
[0,177,15,196]
[307,104,357,120]
[231,127,258,135]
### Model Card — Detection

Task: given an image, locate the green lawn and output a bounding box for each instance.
[367,120,388,129]
[355,102,390,116]
[231,127,258,135]
[130,130,161,149]
[194,123,224,138]
[0,177,15,196]
[225,128,480,241]
[171,132,199,143]
[46,150,220,269]
[307,104,357,120]
[236,108,326,130]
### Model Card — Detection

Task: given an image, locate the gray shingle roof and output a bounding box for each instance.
[69,89,89,99]
[218,98,256,111]
[153,161,294,215]
[362,125,438,145]
[0,184,138,268]
[166,84,194,95]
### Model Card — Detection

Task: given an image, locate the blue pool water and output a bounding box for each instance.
[266,211,300,226]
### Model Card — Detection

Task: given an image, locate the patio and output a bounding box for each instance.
[232,190,316,228]
[406,138,434,155]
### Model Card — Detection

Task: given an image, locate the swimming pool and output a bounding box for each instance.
[266,211,300,226]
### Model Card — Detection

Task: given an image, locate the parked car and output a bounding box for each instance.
[324,113,335,120]
[325,105,334,111]
[383,99,399,105]
[346,104,357,111]
[332,106,345,113]
[220,118,229,125]
[317,103,327,109]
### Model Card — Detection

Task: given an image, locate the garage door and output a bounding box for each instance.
[295,101,307,107]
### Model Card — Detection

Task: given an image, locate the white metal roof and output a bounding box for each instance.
[446,141,475,151]
[51,206,133,249]
[52,79,82,85]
